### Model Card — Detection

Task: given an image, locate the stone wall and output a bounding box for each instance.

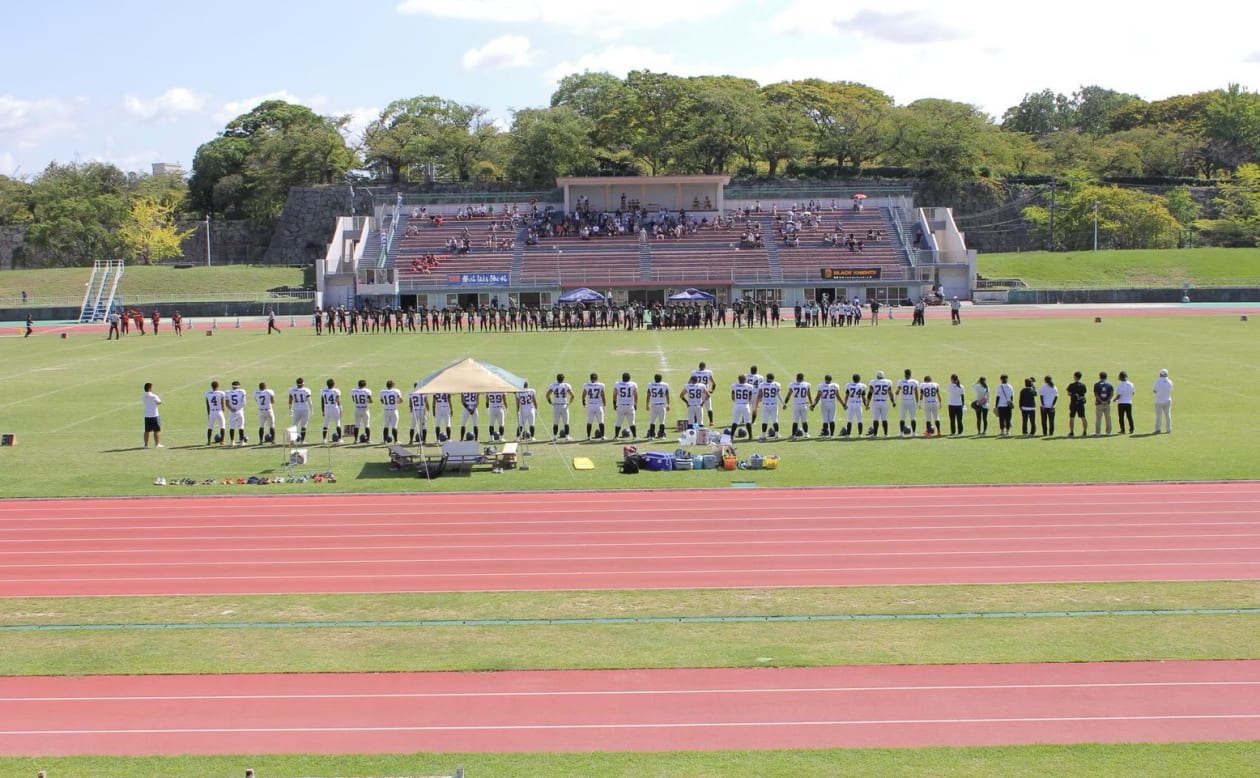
[0,225,28,270]
[178,219,270,265]
[263,185,355,266]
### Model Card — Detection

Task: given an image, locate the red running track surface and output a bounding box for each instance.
[2,483,1259,597]
[2,483,1260,597]
[1,661,1258,755]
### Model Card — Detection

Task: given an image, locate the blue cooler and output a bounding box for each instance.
[700,453,718,470]
[643,452,675,471]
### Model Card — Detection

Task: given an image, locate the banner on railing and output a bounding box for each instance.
[447,272,510,286]
[821,267,882,280]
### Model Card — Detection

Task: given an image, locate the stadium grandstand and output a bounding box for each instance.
[316,177,976,312]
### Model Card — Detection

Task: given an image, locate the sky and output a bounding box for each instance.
[3,0,1259,178]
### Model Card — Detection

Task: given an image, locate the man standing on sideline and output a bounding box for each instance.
[151,309,161,335]
[1153,368,1174,434]
[1066,371,1088,437]
[1039,375,1059,437]
[896,369,920,437]
[867,370,894,437]
[920,375,942,437]
[994,374,1016,437]
[786,372,813,439]
[407,383,429,444]
[288,377,312,443]
[841,373,867,438]
[225,380,248,445]
[645,373,671,440]
[254,381,276,444]
[172,310,183,336]
[379,380,403,444]
[515,382,537,441]
[485,388,508,442]
[681,376,708,431]
[756,372,782,440]
[351,379,374,443]
[950,296,962,325]
[431,391,453,442]
[321,378,343,444]
[107,310,121,339]
[546,373,574,441]
[1093,371,1115,436]
[267,309,281,334]
[1115,370,1136,434]
[205,380,227,445]
[142,382,163,448]
[612,372,638,440]
[691,361,716,426]
[459,391,481,441]
[729,375,755,440]
[812,374,841,438]
[24,313,33,337]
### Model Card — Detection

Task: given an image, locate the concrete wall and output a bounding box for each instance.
[264,185,356,266]
[179,219,269,265]
[0,225,28,270]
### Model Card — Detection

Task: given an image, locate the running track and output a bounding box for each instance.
[1,483,1259,597]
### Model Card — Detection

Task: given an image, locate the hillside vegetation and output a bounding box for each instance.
[979,247,1260,288]
[0,265,305,304]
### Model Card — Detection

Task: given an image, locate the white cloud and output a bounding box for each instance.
[334,106,379,145]
[462,35,535,70]
[0,95,80,149]
[544,46,711,85]
[0,151,18,177]
[122,87,206,121]
[397,0,732,37]
[216,90,304,122]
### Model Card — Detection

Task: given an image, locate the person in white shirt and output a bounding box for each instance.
[730,375,756,439]
[1038,375,1058,437]
[746,366,764,391]
[971,376,990,436]
[459,391,480,441]
[811,374,841,437]
[786,373,813,438]
[945,374,966,436]
[756,373,782,439]
[407,383,429,444]
[254,381,276,445]
[896,369,920,437]
[1115,370,1136,434]
[378,380,403,444]
[546,373,574,441]
[349,380,374,443]
[1152,368,1174,434]
[225,380,248,445]
[142,382,163,448]
[288,378,312,443]
[691,361,716,426]
[611,372,638,439]
[841,374,867,437]
[485,389,508,441]
[321,378,343,443]
[582,373,607,441]
[919,375,941,437]
[205,380,227,445]
[867,370,895,437]
[993,374,1016,437]
[515,382,537,440]
[431,391,453,442]
[644,374,671,440]
[681,376,709,429]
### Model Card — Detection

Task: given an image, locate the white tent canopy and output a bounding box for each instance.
[413,357,529,394]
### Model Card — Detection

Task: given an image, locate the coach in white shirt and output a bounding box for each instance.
[1152,368,1174,434]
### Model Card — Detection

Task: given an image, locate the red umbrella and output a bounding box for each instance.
[852,193,868,200]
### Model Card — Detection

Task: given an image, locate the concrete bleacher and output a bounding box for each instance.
[758,208,910,283]
[517,234,643,286]
[394,215,514,286]
[645,226,774,284]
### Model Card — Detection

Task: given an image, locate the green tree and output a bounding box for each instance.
[118,196,190,264]
[887,99,1002,180]
[1023,176,1181,250]
[1196,162,1260,246]
[1001,89,1073,138]
[506,106,595,187]
[550,71,635,165]
[675,76,765,174]
[23,161,128,267]
[622,70,692,174]
[0,175,34,225]
[1203,84,1260,173]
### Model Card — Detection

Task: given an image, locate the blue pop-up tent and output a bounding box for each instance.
[557,287,606,304]
[668,287,716,301]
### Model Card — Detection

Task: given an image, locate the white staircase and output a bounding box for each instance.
[78,259,125,323]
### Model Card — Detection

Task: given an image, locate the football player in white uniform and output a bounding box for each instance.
[691,361,716,426]
[321,378,343,443]
[811,374,841,437]
[485,389,508,441]
[288,377,312,443]
[379,380,403,444]
[351,379,374,443]
[841,374,867,437]
[896,369,920,437]
[919,375,942,437]
[611,372,638,439]
[254,381,276,444]
[644,373,670,440]
[582,373,607,440]
[546,373,574,441]
[407,383,429,444]
[682,376,709,428]
[867,370,895,437]
[786,372,813,438]
[205,380,227,445]
[225,380,248,445]
[459,391,480,441]
[746,365,764,391]
[756,373,782,439]
[729,375,755,440]
[431,392,453,442]
[515,382,537,440]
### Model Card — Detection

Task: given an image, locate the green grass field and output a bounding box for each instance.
[1,311,1258,777]
[979,247,1260,288]
[0,264,305,306]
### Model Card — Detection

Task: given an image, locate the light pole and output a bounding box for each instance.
[205,214,212,267]
[1092,200,1099,252]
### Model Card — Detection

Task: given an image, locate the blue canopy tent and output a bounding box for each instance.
[557,287,606,304]
[668,288,717,301]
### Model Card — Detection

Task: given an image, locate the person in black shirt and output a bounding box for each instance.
[1066,371,1088,437]
[1018,378,1038,437]
[1093,371,1115,436]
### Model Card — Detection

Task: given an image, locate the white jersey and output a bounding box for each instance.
[350,387,373,409]
[582,382,606,407]
[547,382,573,407]
[485,391,507,409]
[787,380,812,406]
[746,373,764,389]
[460,392,480,412]
[815,382,840,405]
[225,388,247,412]
[253,388,275,412]
[869,378,894,405]
[682,383,708,407]
[691,368,715,389]
[646,381,670,407]
[757,381,782,407]
[844,382,867,408]
[920,381,941,406]
[896,378,919,404]
[321,387,341,410]
[205,389,226,413]
[730,381,755,406]
[516,389,537,410]
[612,380,637,409]
[379,387,403,411]
[288,385,311,410]
[431,392,452,410]
[408,391,428,416]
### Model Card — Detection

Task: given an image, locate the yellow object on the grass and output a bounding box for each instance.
[572,457,595,470]
[763,455,780,470]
